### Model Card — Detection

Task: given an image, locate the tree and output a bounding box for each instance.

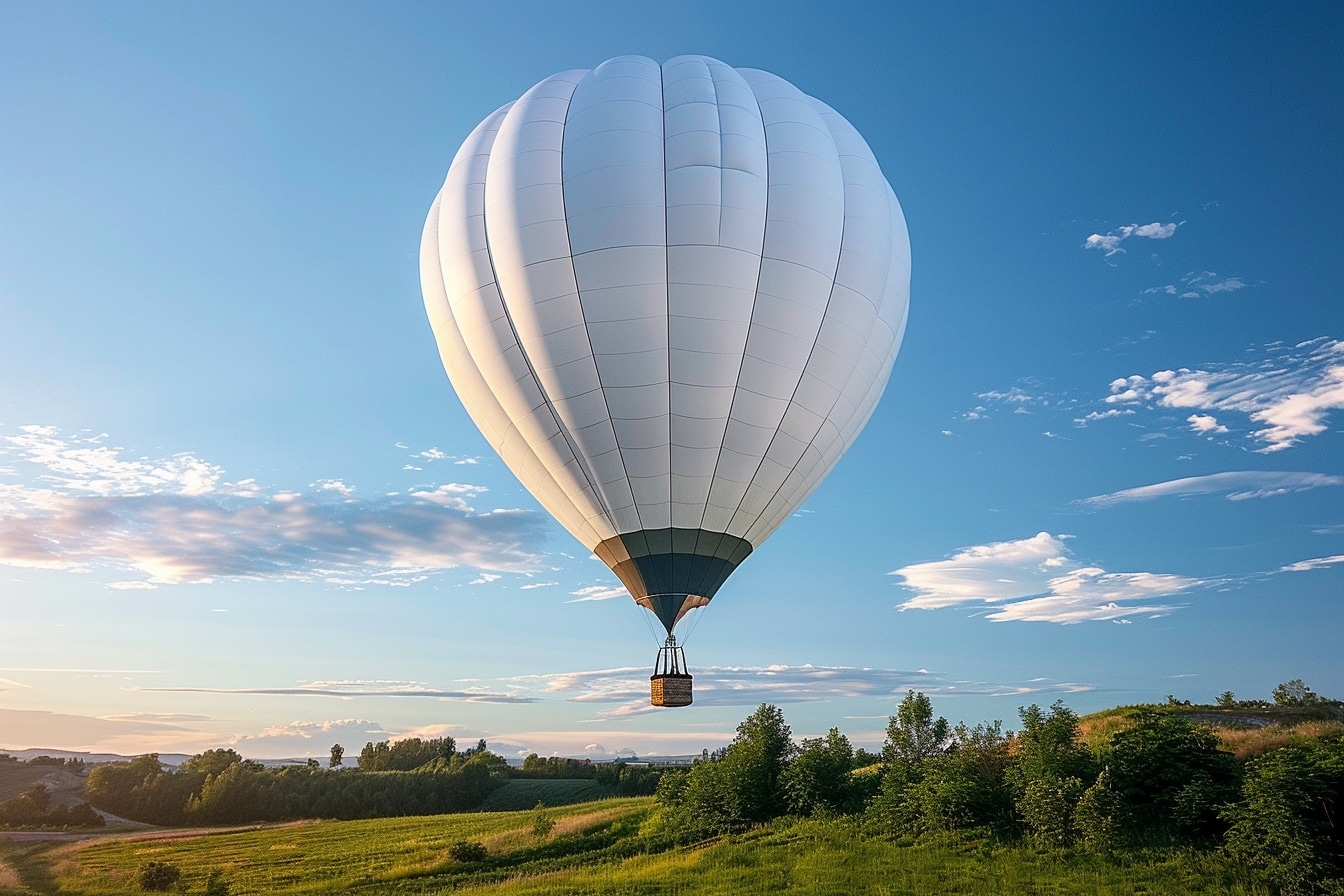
[1216,691,1236,708]
[357,737,456,771]
[782,728,859,816]
[882,691,951,783]
[181,749,244,778]
[1273,679,1322,707]
[652,704,795,837]
[329,744,344,768]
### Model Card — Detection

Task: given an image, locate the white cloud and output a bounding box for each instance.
[133,679,536,703]
[1187,414,1229,434]
[0,426,546,587]
[1279,554,1344,573]
[890,533,1200,623]
[519,581,558,590]
[469,573,502,585]
[1084,221,1179,256]
[568,584,629,602]
[229,720,393,758]
[1103,338,1344,451]
[419,448,447,461]
[3,426,225,496]
[1084,471,1344,506]
[1146,271,1250,299]
[509,664,1094,718]
[312,479,355,497]
[1074,409,1134,425]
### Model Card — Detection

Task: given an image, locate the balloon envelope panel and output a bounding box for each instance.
[422,55,909,631]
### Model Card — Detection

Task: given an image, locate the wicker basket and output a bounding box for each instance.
[650,673,693,707]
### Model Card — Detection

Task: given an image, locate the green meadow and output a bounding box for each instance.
[1,798,1270,896]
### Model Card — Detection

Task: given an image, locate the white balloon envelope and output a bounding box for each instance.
[421,55,910,655]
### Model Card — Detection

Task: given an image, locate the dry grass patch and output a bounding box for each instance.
[1216,720,1344,759]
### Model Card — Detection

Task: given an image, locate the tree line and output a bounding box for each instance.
[84,741,511,825]
[82,735,662,826]
[651,688,1343,895]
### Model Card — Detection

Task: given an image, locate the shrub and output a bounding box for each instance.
[530,801,556,838]
[138,861,181,891]
[203,870,230,896]
[1018,776,1086,848]
[448,840,487,862]
[1223,737,1344,894]
[1074,770,1124,852]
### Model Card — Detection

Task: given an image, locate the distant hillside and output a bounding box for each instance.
[1080,699,1344,759]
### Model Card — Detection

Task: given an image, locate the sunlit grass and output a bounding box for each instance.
[1,802,1276,896]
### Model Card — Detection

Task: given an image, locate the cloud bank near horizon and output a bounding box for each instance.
[508,664,1095,719]
[0,426,548,587]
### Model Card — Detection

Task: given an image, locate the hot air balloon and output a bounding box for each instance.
[421,55,909,706]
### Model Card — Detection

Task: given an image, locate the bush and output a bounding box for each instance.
[1223,737,1344,894]
[530,801,556,837]
[138,861,181,891]
[203,870,230,896]
[1073,770,1125,852]
[448,840,487,862]
[1018,776,1086,848]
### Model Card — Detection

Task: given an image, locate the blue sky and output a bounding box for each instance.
[2,1,1341,760]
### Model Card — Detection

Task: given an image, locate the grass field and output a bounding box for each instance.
[0,799,1274,896]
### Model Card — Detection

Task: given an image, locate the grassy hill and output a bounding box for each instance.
[1078,701,1344,759]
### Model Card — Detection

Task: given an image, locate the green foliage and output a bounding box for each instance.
[882,690,951,781]
[1017,775,1086,848]
[137,860,180,890]
[0,782,106,829]
[448,839,488,862]
[329,743,344,768]
[517,754,596,779]
[1073,769,1125,852]
[592,761,661,796]
[357,736,457,771]
[1274,679,1324,707]
[1223,736,1344,894]
[86,747,508,825]
[1009,701,1096,847]
[202,869,230,896]
[530,801,556,837]
[1106,712,1239,843]
[781,728,860,816]
[180,748,246,778]
[1217,691,1237,708]
[653,704,794,838]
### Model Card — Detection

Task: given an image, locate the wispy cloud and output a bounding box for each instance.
[1279,554,1344,573]
[132,679,536,704]
[1102,338,1344,452]
[509,665,1094,718]
[890,533,1200,623]
[1084,221,1179,256]
[1142,271,1250,299]
[1084,471,1344,506]
[0,426,547,587]
[567,584,628,602]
